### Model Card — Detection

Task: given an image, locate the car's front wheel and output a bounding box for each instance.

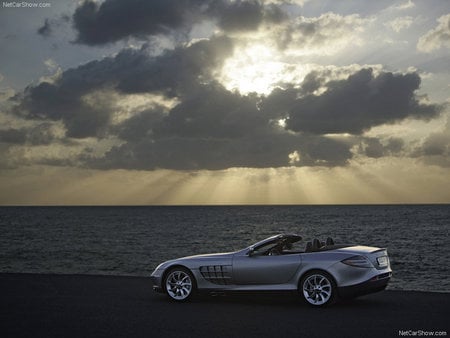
[300,271,336,307]
[164,267,195,302]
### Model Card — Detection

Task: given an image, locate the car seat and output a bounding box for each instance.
[305,241,312,252]
[312,238,322,251]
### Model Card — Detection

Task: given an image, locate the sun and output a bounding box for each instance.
[218,43,308,95]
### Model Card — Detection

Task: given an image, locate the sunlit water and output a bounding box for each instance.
[0,205,449,292]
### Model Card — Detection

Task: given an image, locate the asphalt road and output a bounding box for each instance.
[0,273,448,338]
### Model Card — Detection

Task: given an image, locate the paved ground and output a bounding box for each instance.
[0,273,448,338]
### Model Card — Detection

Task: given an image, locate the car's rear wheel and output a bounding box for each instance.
[300,271,336,307]
[164,267,195,302]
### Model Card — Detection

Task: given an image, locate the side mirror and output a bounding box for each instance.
[247,247,255,256]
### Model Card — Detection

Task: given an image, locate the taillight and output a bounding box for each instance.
[341,255,373,268]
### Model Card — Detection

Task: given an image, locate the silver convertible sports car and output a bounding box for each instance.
[151,234,392,306]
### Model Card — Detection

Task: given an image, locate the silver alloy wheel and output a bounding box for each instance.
[302,273,332,306]
[165,270,193,301]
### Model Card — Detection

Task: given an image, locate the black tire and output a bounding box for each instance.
[164,267,196,302]
[299,270,337,307]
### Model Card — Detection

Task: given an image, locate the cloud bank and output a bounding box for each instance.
[1,0,448,173]
[72,0,286,45]
[8,34,441,170]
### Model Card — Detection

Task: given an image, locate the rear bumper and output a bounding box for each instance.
[338,272,392,299]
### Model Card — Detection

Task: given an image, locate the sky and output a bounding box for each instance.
[0,0,449,205]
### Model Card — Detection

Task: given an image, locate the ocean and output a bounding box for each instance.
[0,205,449,292]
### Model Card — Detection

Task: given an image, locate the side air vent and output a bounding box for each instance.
[199,265,232,285]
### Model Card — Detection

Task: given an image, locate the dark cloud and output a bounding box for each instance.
[114,107,166,143]
[117,36,234,95]
[14,81,112,138]
[9,27,443,171]
[211,1,287,32]
[211,1,262,32]
[423,133,449,156]
[284,68,441,135]
[37,15,70,38]
[360,137,404,158]
[85,83,355,170]
[385,137,405,154]
[11,52,441,170]
[416,119,450,167]
[365,139,385,158]
[37,19,52,37]
[72,0,286,45]
[298,136,353,166]
[87,128,353,170]
[0,123,58,145]
[260,68,442,136]
[12,36,233,138]
[73,0,205,45]
[0,128,27,144]
[153,84,265,139]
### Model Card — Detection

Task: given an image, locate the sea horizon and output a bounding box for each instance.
[1,204,449,292]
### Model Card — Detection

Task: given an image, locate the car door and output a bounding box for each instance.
[232,251,301,285]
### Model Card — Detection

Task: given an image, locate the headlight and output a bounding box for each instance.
[341,255,373,268]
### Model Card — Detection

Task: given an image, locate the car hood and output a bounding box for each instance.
[176,252,235,261]
[156,252,235,270]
